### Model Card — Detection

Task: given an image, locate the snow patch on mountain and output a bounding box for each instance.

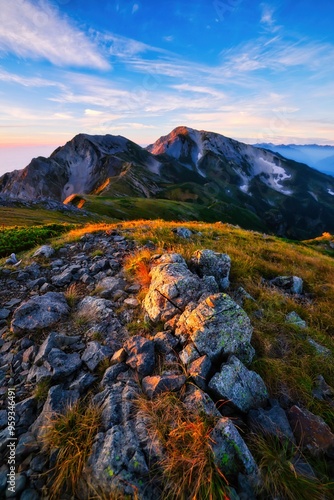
[328,189,334,196]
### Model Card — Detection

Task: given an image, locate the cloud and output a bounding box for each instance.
[260,4,280,33]
[0,68,64,89]
[132,3,139,14]
[0,0,110,69]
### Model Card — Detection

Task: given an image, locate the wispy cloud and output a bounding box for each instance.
[260,3,280,33]
[0,68,64,89]
[132,3,139,14]
[0,0,110,69]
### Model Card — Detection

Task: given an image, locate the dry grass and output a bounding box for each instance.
[137,393,229,500]
[123,248,154,292]
[249,433,333,500]
[42,399,102,499]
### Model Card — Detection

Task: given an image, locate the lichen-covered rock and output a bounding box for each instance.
[124,336,155,378]
[11,292,69,334]
[190,249,231,290]
[182,385,221,418]
[210,417,258,480]
[142,374,186,399]
[208,355,268,412]
[143,253,218,324]
[188,355,212,391]
[176,294,253,362]
[270,275,303,294]
[287,405,334,457]
[286,311,307,328]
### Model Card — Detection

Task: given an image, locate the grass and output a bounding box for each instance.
[137,393,229,500]
[33,379,51,403]
[42,399,102,499]
[249,433,333,500]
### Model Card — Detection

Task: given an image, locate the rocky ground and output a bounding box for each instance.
[0,228,333,499]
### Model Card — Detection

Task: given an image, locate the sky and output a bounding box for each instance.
[0,0,334,175]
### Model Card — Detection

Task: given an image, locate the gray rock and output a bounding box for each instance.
[20,488,40,500]
[172,227,192,238]
[16,432,39,460]
[82,341,112,371]
[142,374,186,398]
[34,332,58,365]
[5,253,18,265]
[143,253,218,324]
[176,294,253,362]
[89,258,109,274]
[30,453,49,473]
[15,397,37,435]
[101,363,129,387]
[248,400,295,443]
[0,465,8,492]
[124,297,140,308]
[44,348,82,380]
[51,264,81,286]
[33,245,55,258]
[312,374,334,402]
[153,331,179,354]
[188,355,212,391]
[286,311,307,328]
[209,356,268,412]
[124,336,155,378]
[233,286,256,307]
[11,293,69,334]
[270,275,303,294]
[182,385,221,418]
[0,428,10,454]
[95,276,126,298]
[110,348,127,365]
[0,309,10,320]
[5,473,26,498]
[77,296,114,322]
[307,337,332,357]
[190,249,231,290]
[287,405,334,457]
[69,371,97,393]
[179,342,201,365]
[211,417,258,479]
[0,410,7,429]
[31,385,80,439]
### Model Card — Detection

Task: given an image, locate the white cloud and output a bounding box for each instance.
[0,0,110,69]
[260,4,280,33]
[0,68,64,88]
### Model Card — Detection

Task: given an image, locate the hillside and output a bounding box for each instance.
[1,220,334,499]
[1,127,334,239]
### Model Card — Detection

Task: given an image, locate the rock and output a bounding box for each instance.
[172,227,192,238]
[248,400,295,443]
[77,296,114,321]
[5,253,18,265]
[69,371,97,393]
[143,253,218,324]
[142,374,186,399]
[33,245,55,258]
[51,264,82,286]
[124,297,140,308]
[286,311,307,328]
[176,294,253,362]
[208,355,268,413]
[11,293,69,334]
[153,331,179,354]
[0,309,10,320]
[0,465,8,492]
[307,337,332,356]
[20,489,40,500]
[16,432,39,460]
[182,385,221,418]
[270,275,303,294]
[89,258,109,274]
[179,343,201,365]
[82,341,113,371]
[44,348,82,380]
[31,385,80,439]
[101,363,129,387]
[95,277,126,298]
[5,473,26,497]
[15,397,37,435]
[287,405,334,457]
[34,332,58,365]
[312,375,334,403]
[188,355,212,391]
[233,286,256,306]
[210,417,258,479]
[110,348,127,365]
[190,249,231,290]
[124,336,155,378]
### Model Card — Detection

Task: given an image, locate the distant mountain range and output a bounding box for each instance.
[255,143,334,176]
[1,126,334,239]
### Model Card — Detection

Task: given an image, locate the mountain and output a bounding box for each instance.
[1,126,334,239]
[255,143,334,176]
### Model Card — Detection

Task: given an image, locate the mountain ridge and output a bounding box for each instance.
[1,126,334,239]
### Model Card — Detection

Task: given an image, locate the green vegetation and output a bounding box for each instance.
[0,223,73,258]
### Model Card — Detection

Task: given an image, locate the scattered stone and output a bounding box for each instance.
[172,227,192,238]
[82,341,113,371]
[190,249,231,290]
[286,311,307,329]
[16,432,39,459]
[288,405,334,457]
[179,342,201,365]
[0,309,10,320]
[33,245,55,258]
[176,293,253,362]
[110,348,127,365]
[142,374,186,398]
[307,337,332,357]
[209,355,268,413]
[124,336,155,378]
[5,253,18,265]
[124,297,140,308]
[248,400,295,443]
[44,348,82,380]
[5,473,26,497]
[188,355,212,391]
[270,275,303,294]
[11,293,70,334]
[233,286,256,306]
[153,331,179,354]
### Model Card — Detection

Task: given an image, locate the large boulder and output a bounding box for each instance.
[176,294,253,363]
[190,249,231,290]
[11,293,70,334]
[143,253,218,324]
[208,355,268,412]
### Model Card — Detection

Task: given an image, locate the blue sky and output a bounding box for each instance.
[0,0,334,174]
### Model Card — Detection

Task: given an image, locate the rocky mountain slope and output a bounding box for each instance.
[1,127,334,239]
[1,221,334,499]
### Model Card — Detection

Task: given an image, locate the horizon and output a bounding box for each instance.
[1,0,334,175]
